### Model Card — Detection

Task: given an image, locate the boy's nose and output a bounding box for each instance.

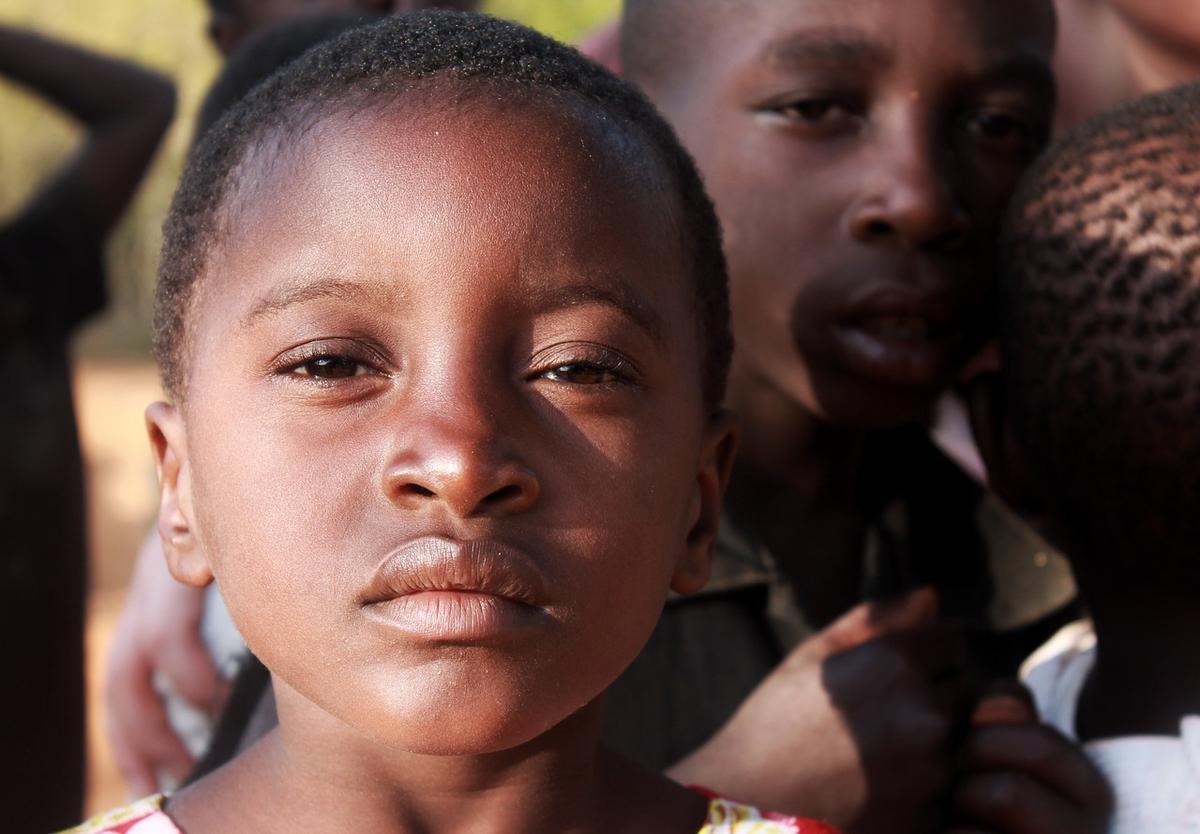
[381,411,540,519]
[847,135,969,252]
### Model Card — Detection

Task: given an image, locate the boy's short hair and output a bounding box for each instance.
[195,10,382,142]
[156,10,731,410]
[999,81,1200,587]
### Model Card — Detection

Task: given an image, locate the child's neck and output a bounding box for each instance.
[169,686,705,833]
[1077,580,1200,741]
[724,365,876,627]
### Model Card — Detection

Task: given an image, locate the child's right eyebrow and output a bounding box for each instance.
[239,276,403,327]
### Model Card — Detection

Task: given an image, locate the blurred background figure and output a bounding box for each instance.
[0,23,173,833]
[1055,0,1200,130]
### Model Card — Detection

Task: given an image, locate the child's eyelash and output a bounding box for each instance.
[530,345,641,387]
[270,340,390,382]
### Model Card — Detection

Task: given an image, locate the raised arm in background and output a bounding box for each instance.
[0,23,175,238]
[0,24,174,832]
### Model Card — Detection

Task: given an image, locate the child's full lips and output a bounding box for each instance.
[825,285,963,390]
[359,536,553,643]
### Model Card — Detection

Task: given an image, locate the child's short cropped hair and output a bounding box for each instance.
[155,10,731,410]
[999,81,1200,587]
[195,10,382,141]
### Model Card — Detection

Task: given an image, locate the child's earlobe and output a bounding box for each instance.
[672,410,740,595]
[145,401,213,589]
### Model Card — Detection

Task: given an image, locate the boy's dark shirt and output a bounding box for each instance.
[601,430,1079,770]
[0,204,105,825]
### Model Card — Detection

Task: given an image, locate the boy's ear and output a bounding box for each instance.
[964,360,1046,523]
[671,409,740,595]
[145,402,213,589]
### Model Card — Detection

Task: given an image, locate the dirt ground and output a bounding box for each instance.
[76,358,164,814]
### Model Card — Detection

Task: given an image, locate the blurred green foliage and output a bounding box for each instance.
[0,0,618,356]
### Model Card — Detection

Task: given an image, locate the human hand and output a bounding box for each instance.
[669,588,976,834]
[947,683,1112,834]
[106,531,227,796]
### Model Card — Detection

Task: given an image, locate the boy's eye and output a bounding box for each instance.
[778,98,837,122]
[760,94,860,133]
[964,110,1044,155]
[291,355,368,379]
[271,339,389,385]
[530,344,640,390]
[541,362,623,386]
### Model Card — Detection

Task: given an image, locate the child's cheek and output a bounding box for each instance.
[187,400,367,627]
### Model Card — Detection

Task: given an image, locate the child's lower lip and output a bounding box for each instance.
[363,591,546,642]
[831,321,960,390]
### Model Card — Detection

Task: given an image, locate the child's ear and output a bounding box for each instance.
[671,409,740,595]
[964,360,1046,523]
[145,402,213,589]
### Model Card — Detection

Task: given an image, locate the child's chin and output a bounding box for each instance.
[382,709,575,757]
[807,373,943,430]
[356,683,594,757]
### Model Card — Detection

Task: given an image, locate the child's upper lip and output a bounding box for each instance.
[836,284,960,339]
[359,536,550,608]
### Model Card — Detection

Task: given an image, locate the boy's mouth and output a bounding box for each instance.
[830,288,963,390]
[360,537,551,642]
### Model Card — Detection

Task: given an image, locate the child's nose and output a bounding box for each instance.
[847,131,970,252]
[381,411,541,518]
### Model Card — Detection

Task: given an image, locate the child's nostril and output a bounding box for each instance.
[406,484,436,498]
[485,485,523,505]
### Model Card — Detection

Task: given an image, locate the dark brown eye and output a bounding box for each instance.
[780,99,835,122]
[966,111,1043,155]
[294,356,364,379]
[542,363,621,385]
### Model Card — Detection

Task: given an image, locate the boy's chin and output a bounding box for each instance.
[806,379,943,431]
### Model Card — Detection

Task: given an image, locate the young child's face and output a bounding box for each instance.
[151,97,730,755]
[651,0,1055,427]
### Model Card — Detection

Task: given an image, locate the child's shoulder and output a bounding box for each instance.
[61,796,180,834]
[698,793,840,834]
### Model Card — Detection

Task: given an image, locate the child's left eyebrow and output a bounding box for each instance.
[525,280,666,346]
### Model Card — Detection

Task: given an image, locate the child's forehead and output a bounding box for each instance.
[230,89,680,247]
[689,0,1053,77]
[200,90,690,326]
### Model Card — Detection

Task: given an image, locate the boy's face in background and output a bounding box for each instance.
[648,0,1055,428]
[154,98,730,756]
